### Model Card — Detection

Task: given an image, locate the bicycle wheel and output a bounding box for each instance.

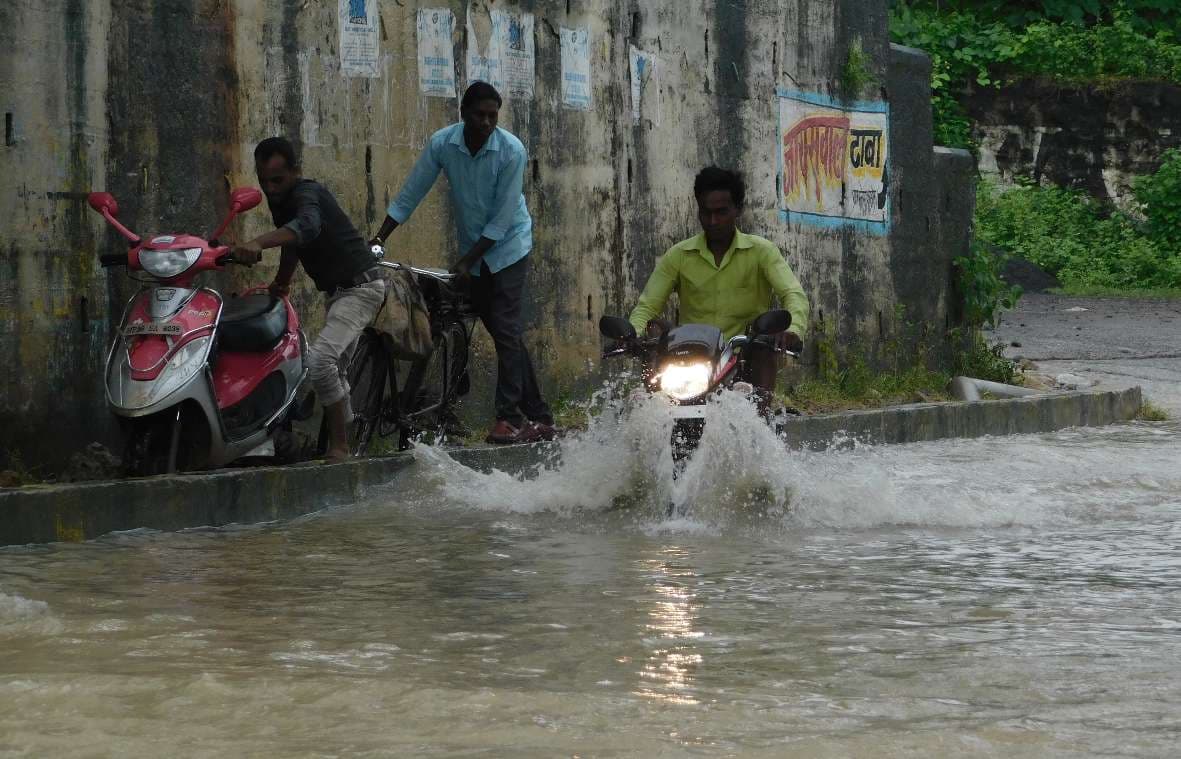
[325,328,387,457]
[401,321,466,437]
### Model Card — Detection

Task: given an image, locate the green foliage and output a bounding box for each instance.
[1133,148,1181,245]
[841,37,878,98]
[976,179,1181,291]
[1136,401,1170,421]
[952,330,1020,385]
[888,2,1181,147]
[784,353,951,414]
[955,240,1023,328]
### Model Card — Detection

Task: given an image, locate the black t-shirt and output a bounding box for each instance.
[268,179,374,292]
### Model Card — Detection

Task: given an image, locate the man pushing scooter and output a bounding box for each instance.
[232,137,385,462]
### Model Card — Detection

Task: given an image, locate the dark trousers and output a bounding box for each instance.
[469,256,552,426]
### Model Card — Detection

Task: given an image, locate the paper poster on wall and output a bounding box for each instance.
[491,9,534,98]
[339,0,380,78]
[465,5,502,89]
[629,45,657,125]
[417,8,456,97]
[560,27,592,110]
[777,89,890,233]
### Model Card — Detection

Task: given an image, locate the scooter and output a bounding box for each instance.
[88,188,307,475]
[599,310,794,471]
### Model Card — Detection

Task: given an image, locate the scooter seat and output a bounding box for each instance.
[218,294,288,352]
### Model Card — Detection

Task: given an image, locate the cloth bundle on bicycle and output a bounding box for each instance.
[373,267,433,359]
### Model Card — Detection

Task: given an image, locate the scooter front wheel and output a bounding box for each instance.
[121,414,175,477]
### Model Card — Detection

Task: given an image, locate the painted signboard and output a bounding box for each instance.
[339,0,379,78]
[777,89,890,233]
[561,27,591,110]
[417,8,456,97]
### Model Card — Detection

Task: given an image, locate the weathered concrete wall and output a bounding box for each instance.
[1,0,968,472]
[964,79,1181,209]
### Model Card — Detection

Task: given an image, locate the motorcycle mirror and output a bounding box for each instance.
[210,187,264,241]
[599,315,637,340]
[753,309,792,335]
[229,187,263,212]
[87,192,119,216]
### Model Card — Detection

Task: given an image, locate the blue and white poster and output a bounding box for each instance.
[339,0,379,78]
[492,9,534,98]
[561,27,591,110]
[417,8,457,97]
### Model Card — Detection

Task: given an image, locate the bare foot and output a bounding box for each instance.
[323,448,351,463]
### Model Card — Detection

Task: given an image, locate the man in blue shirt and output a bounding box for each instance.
[370,81,554,444]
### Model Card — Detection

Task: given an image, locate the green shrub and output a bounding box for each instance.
[888,2,1181,147]
[1134,148,1181,246]
[955,239,1023,328]
[975,179,1181,291]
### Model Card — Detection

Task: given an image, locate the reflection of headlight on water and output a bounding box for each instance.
[658,362,711,401]
[140,247,201,279]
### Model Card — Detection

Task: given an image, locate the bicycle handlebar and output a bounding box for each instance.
[377,260,457,282]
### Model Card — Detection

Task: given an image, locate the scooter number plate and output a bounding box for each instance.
[670,405,707,419]
[124,322,182,337]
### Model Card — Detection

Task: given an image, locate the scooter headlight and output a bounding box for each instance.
[111,335,212,410]
[658,362,712,401]
[139,247,201,279]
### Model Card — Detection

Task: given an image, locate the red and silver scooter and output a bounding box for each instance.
[88,188,307,475]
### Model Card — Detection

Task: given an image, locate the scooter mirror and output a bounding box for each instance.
[229,187,263,212]
[752,309,792,335]
[599,315,637,340]
[87,192,119,216]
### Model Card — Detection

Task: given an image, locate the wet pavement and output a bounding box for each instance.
[992,293,1181,412]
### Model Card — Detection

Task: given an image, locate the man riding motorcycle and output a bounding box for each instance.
[627,166,809,413]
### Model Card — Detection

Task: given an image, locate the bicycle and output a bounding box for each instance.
[321,247,476,456]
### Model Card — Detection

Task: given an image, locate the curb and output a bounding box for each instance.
[0,387,1143,546]
[779,387,1143,450]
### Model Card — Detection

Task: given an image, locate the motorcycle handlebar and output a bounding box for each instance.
[214,247,234,267]
[99,253,128,268]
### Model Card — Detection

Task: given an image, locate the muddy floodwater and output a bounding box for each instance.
[3,395,1180,757]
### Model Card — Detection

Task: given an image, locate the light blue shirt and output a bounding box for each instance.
[388,123,532,275]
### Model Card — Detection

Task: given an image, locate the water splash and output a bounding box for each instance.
[0,591,62,637]
[405,388,1181,532]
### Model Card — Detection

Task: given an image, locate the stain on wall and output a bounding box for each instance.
[965,80,1181,209]
[1,0,971,473]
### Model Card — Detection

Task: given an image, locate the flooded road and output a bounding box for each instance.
[3,397,1181,756]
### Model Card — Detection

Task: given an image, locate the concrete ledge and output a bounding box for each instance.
[0,387,1143,546]
[779,387,1142,450]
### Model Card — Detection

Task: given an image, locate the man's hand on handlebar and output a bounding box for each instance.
[268,280,291,299]
[645,319,670,338]
[230,241,263,267]
[775,331,804,354]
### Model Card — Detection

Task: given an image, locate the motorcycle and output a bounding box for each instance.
[87,188,307,475]
[598,310,795,471]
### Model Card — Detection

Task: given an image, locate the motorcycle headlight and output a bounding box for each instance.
[659,362,711,401]
[139,247,201,278]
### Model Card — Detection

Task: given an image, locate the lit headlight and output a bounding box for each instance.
[658,362,711,401]
[139,247,201,278]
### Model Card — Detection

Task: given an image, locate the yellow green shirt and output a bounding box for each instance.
[628,230,809,341]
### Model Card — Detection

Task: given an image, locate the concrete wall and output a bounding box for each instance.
[965,80,1181,210]
[0,0,970,473]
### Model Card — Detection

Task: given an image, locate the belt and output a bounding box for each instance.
[327,267,383,297]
